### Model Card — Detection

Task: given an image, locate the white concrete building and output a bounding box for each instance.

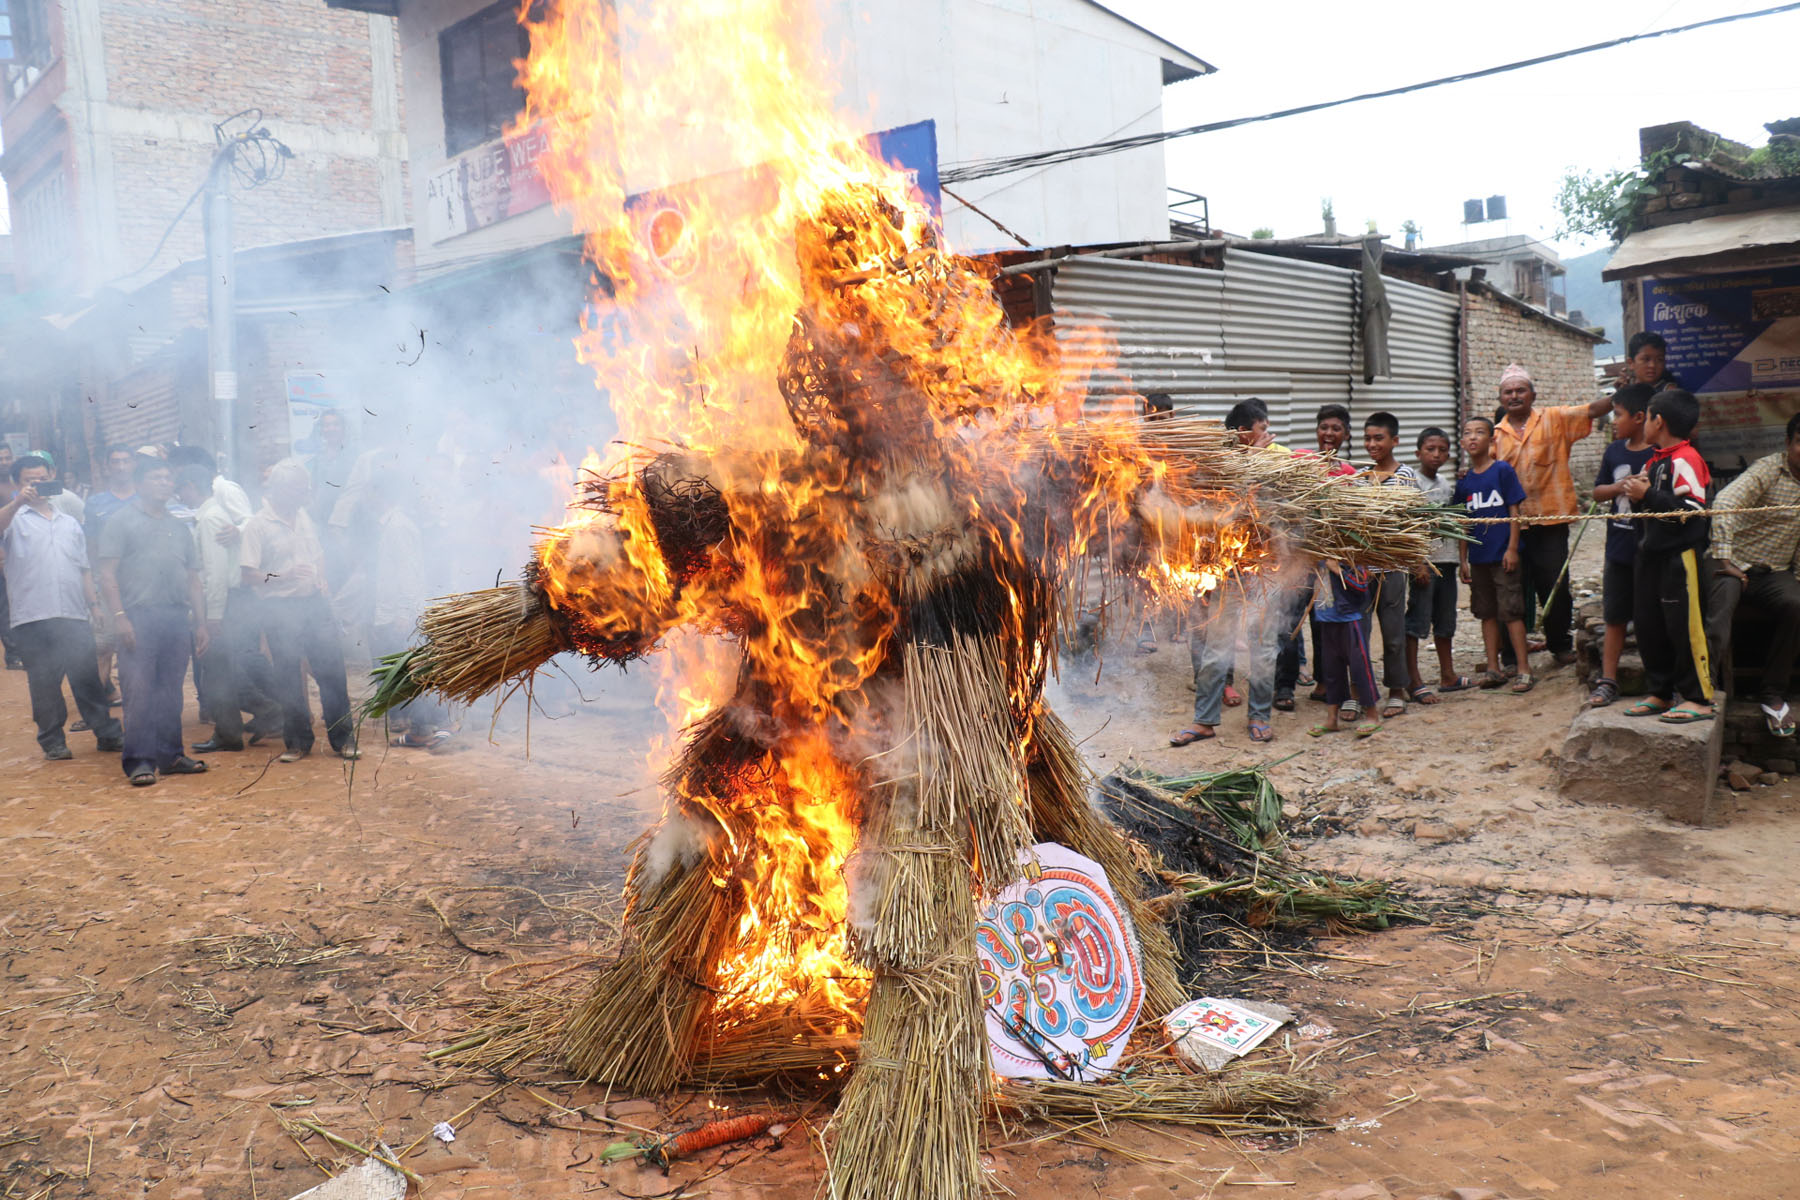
[323,0,1211,271]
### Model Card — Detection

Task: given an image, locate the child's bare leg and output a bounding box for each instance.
[1406,635,1424,694]
[1601,622,1625,679]
[1505,619,1530,672]
[1435,636,1456,685]
[1482,619,1502,674]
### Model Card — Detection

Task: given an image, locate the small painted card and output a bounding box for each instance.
[1164,997,1284,1058]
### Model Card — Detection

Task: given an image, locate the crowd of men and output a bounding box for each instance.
[0,412,449,785]
[1167,332,1800,749]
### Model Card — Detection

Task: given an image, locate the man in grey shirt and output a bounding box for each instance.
[96,456,211,785]
[0,456,122,759]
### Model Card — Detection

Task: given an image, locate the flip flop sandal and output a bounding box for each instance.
[1135,638,1158,655]
[1624,700,1673,717]
[1476,671,1506,690]
[1589,677,1619,708]
[1439,675,1475,692]
[1382,699,1407,718]
[1249,721,1274,743]
[1354,722,1384,738]
[1273,696,1296,712]
[1297,673,1315,688]
[129,771,157,787]
[1411,687,1441,705]
[1169,727,1216,746]
[1658,706,1714,724]
[1763,702,1797,738]
[1307,725,1343,737]
[1510,674,1536,694]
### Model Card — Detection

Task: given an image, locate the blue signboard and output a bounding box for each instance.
[1642,267,1800,463]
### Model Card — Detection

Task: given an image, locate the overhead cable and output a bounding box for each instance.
[939,2,1800,184]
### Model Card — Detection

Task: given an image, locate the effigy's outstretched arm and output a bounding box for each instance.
[365,456,735,718]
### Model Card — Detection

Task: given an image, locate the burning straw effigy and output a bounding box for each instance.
[365,4,1461,1197]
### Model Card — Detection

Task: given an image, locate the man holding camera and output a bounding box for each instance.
[0,455,123,759]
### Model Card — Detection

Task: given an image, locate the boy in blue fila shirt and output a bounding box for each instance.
[1454,416,1534,694]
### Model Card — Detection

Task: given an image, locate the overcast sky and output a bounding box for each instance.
[1099,0,1800,258]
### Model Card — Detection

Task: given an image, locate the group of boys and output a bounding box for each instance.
[1171,338,1724,743]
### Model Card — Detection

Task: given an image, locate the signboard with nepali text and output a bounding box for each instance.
[1642,266,1800,467]
[424,122,554,244]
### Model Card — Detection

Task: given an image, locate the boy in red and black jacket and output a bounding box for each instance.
[1623,388,1713,724]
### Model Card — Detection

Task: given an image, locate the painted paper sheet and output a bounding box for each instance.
[1164,997,1285,1059]
[978,843,1144,1080]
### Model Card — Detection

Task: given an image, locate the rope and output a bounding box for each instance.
[1460,502,1800,525]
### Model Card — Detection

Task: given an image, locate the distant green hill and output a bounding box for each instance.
[1562,246,1621,357]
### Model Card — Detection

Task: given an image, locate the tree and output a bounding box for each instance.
[1250,227,1275,239]
[1554,148,1683,243]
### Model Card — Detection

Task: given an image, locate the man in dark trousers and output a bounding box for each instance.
[0,455,123,759]
[240,459,359,762]
[95,456,210,786]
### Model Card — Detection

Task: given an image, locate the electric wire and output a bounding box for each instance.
[940,2,1800,184]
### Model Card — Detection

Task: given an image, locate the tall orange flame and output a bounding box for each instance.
[514,0,1264,1032]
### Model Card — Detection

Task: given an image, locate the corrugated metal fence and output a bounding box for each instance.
[1051,249,1458,453]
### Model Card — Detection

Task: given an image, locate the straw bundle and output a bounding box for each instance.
[1021,707,1185,1019]
[1099,770,1421,937]
[366,584,567,717]
[1020,416,1465,575]
[993,1061,1331,1134]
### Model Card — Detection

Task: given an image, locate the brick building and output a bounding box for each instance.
[0,0,409,475]
[1605,118,1800,471]
[1463,279,1608,492]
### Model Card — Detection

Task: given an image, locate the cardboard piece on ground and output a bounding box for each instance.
[1165,997,1294,1072]
[286,1156,407,1200]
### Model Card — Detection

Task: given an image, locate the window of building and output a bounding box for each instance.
[1,0,53,100]
[16,163,72,286]
[439,1,529,157]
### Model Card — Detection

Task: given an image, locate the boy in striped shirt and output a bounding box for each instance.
[1622,388,1713,724]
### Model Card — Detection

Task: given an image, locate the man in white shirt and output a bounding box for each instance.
[0,456,123,759]
[174,468,280,752]
[240,460,358,762]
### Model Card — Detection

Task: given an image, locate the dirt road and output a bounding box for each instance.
[5,560,1800,1199]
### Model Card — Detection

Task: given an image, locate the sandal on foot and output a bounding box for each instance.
[1625,699,1673,717]
[1307,725,1343,737]
[1411,686,1441,705]
[1274,695,1296,712]
[1297,672,1315,688]
[1135,637,1158,655]
[1763,701,1797,738]
[1382,698,1407,718]
[129,771,157,787]
[1476,670,1506,689]
[1353,721,1384,738]
[1169,726,1216,746]
[1249,720,1274,743]
[1439,675,1475,693]
[1659,704,1714,724]
[1339,701,1363,721]
[1510,674,1536,694]
[1589,677,1619,707]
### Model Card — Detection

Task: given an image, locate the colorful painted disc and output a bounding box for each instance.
[977,842,1144,1080]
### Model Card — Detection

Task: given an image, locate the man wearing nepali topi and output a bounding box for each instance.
[1491,363,1614,668]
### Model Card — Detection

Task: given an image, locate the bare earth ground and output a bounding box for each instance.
[7,541,1800,1200]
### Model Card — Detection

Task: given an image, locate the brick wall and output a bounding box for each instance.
[95,0,404,280]
[1464,285,1612,499]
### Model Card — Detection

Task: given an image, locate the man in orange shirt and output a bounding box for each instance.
[1491,363,1614,666]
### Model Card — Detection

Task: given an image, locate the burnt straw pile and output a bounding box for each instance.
[363,167,1456,1200]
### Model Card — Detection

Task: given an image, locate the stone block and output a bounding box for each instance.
[1769,758,1798,774]
[1557,703,1722,825]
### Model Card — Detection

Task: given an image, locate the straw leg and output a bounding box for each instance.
[561,826,740,1091]
[1023,706,1186,1019]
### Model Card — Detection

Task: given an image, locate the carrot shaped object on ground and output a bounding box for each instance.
[599,1113,775,1167]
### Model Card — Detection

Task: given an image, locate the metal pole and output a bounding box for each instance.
[203,157,237,477]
